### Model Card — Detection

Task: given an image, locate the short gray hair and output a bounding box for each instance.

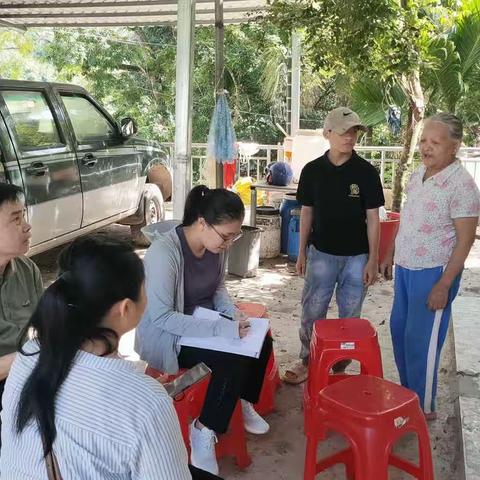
[427,112,463,141]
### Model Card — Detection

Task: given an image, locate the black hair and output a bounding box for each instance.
[183,185,245,227]
[0,182,24,209]
[16,234,145,457]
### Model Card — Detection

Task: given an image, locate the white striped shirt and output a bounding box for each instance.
[0,340,192,480]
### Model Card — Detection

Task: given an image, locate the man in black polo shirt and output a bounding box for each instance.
[282,107,384,384]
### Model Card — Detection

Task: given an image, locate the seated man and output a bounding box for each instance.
[0,183,43,443]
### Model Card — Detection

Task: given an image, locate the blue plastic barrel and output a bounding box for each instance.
[279,193,299,253]
[287,208,301,262]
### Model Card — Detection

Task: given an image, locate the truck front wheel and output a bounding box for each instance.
[131,184,164,246]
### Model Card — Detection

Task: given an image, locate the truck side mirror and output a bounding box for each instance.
[121,117,138,137]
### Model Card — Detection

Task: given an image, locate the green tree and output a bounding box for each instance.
[0,30,56,80]
[426,2,480,142]
[42,24,300,145]
[192,24,288,144]
[43,27,178,142]
[268,0,458,211]
[41,23,339,146]
[346,3,480,146]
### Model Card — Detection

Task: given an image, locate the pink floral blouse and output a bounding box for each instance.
[395,161,480,269]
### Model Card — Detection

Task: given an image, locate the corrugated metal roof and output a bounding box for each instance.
[0,0,267,29]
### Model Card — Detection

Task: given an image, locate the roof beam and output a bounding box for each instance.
[0,0,252,9]
[15,18,259,27]
[0,18,25,30]
[0,6,264,18]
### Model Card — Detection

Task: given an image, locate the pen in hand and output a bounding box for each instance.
[238,320,250,338]
[218,312,250,337]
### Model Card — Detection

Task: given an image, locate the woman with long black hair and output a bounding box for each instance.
[0,235,221,480]
[136,185,272,475]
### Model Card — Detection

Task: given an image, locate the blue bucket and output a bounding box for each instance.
[279,193,299,253]
[287,208,301,262]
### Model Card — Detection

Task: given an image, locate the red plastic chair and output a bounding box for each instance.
[304,318,383,437]
[304,375,434,480]
[237,302,281,415]
[145,366,251,469]
[379,211,400,264]
[237,302,268,319]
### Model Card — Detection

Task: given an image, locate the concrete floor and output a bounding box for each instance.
[32,225,480,480]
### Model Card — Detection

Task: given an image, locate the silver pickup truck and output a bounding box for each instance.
[0,79,169,254]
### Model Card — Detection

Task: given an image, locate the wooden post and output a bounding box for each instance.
[215,0,224,188]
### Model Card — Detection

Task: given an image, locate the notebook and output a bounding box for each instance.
[179,308,270,358]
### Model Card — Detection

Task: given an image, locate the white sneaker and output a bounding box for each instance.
[241,400,270,434]
[189,420,219,475]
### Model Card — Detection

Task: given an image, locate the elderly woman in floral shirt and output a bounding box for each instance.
[381,113,480,420]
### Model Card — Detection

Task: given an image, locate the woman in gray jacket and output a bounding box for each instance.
[135,185,272,475]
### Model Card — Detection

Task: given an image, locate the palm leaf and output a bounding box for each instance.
[259,42,288,104]
[452,8,480,82]
[350,78,406,127]
[426,37,463,111]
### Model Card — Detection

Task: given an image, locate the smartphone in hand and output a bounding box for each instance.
[164,362,211,398]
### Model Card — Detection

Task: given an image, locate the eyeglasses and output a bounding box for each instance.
[210,224,243,244]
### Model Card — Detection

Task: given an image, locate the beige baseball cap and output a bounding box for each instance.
[324,107,366,134]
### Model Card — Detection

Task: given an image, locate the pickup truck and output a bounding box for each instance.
[0,79,168,255]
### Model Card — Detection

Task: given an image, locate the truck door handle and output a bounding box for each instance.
[25,162,48,176]
[81,153,98,168]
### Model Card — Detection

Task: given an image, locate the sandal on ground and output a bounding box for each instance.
[424,411,438,421]
[280,361,308,385]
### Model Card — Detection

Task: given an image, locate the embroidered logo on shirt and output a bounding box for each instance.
[349,184,360,198]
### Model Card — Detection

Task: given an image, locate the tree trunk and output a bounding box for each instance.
[365,126,373,146]
[475,125,480,147]
[392,70,425,212]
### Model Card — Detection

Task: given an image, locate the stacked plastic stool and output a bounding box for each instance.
[304,318,384,438]
[237,302,281,416]
[145,366,251,469]
[303,375,434,480]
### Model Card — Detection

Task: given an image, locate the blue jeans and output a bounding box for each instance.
[299,246,368,361]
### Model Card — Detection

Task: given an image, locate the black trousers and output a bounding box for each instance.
[0,378,5,449]
[178,335,273,433]
[189,465,223,479]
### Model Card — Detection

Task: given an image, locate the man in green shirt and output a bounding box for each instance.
[0,183,43,442]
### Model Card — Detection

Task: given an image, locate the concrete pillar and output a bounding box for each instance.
[290,31,301,136]
[173,0,196,219]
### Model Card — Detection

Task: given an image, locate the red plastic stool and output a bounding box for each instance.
[304,318,383,436]
[145,366,200,444]
[237,302,281,415]
[145,366,251,469]
[237,302,268,319]
[304,375,434,480]
[214,401,251,469]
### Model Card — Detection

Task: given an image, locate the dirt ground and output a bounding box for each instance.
[32,225,480,480]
